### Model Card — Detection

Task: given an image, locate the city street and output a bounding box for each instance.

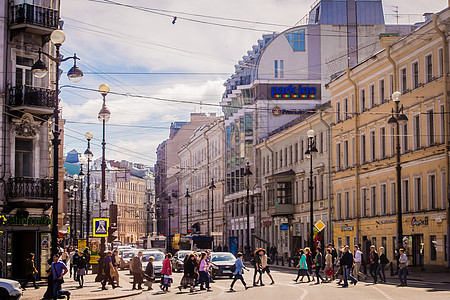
[128,269,450,300]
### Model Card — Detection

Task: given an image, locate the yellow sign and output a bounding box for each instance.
[315,220,326,232]
[93,218,109,237]
[78,239,86,252]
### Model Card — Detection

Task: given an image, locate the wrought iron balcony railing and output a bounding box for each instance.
[9,85,56,109]
[7,177,53,200]
[10,3,59,29]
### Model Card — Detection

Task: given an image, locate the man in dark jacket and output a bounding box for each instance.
[132,251,144,290]
[72,250,80,281]
[341,245,357,287]
[101,251,116,290]
[144,256,155,290]
[314,247,325,284]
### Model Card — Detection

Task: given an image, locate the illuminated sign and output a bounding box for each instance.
[0,214,51,226]
[271,85,317,99]
[272,106,313,116]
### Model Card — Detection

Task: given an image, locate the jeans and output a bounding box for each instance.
[73,266,78,281]
[398,268,407,285]
[315,267,324,282]
[253,268,262,285]
[343,266,357,287]
[376,263,386,282]
[198,271,209,289]
[230,274,246,288]
[52,279,68,300]
[369,264,378,283]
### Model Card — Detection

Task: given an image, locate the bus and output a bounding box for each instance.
[138,235,167,253]
[178,235,213,251]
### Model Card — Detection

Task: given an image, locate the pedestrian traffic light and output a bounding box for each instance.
[108,226,117,243]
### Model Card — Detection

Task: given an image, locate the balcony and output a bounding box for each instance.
[269,203,295,216]
[6,177,52,204]
[9,85,56,115]
[9,3,59,35]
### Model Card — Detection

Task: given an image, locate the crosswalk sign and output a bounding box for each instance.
[93,218,109,237]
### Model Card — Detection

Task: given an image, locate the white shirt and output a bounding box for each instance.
[354,250,362,263]
[399,253,408,265]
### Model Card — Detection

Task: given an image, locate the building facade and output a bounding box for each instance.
[327,9,449,269]
[178,118,225,247]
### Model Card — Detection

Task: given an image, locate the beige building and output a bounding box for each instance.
[256,107,333,259]
[178,118,225,247]
[327,9,449,269]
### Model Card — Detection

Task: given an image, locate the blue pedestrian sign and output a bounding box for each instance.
[93,218,109,237]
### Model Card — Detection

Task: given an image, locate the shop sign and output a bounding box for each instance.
[262,221,271,227]
[271,85,317,99]
[340,226,354,231]
[280,217,289,224]
[272,106,313,116]
[411,216,428,226]
[93,218,109,237]
[78,239,87,252]
[280,224,289,231]
[41,233,50,249]
[0,214,51,226]
[380,220,396,224]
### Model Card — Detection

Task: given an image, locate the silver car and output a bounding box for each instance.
[0,278,22,299]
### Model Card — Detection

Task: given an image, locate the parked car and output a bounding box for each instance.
[171,250,192,272]
[210,252,236,279]
[119,250,135,270]
[0,278,22,299]
[141,251,165,281]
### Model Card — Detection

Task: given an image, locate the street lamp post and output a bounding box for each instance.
[388,91,408,254]
[244,162,252,253]
[79,161,85,239]
[71,176,79,246]
[168,197,173,253]
[84,132,94,245]
[31,29,83,255]
[96,84,111,281]
[209,178,216,248]
[185,189,191,234]
[305,129,318,250]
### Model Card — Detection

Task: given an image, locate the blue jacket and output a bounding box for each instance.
[234,258,245,275]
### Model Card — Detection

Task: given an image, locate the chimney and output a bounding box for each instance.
[379,33,400,49]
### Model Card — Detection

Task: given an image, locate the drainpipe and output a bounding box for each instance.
[432,13,449,269]
[386,45,398,92]
[204,131,210,238]
[346,67,360,246]
[219,120,226,247]
[264,138,274,245]
[319,110,333,244]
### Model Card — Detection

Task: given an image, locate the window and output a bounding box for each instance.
[344,191,350,219]
[391,181,396,214]
[361,187,367,217]
[300,140,304,160]
[336,143,341,170]
[344,98,348,120]
[279,149,283,167]
[336,192,342,220]
[352,189,356,218]
[389,74,394,96]
[343,140,349,168]
[284,29,306,51]
[441,105,445,143]
[401,67,407,93]
[428,110,435,145]
[430,235,437,261]
[402,123,408,153]
[410,62,419,89]
[370,186,376,216]
[379,79,385,103]
[426,54,433,82]
[336,102,341,122]
[360,89,366,112]
[414,177,422,211]
[402,179,410,212]
[414,115,421,149]
[439,48,444,77]
[370,131,376,161]
[319,174,324,200]
[274,60,284,78]
[361,134,366,163]
[370,84,375,108]
[285,147,288,166]
[380,184,387,215]
[320,132,324,153]
[380,127,386,158]
[429,174,436,209]
[16,56,34,87]
[275,152,278,169]
[301,179,305,203]
[15,138,33,177]
[351,137,355,166]
[294,143,298,162]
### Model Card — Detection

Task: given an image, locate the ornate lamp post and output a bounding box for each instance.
[244,161,252,252]
[305,129,318,250]
[209,178,216,248]
[84,132,94,245]
[79,159,85,239]
[387,91,408,254]
[71,175,79,245]
[31,29,83,255]
[185,188,191,234]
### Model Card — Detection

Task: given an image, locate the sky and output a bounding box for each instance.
[59,0,447,167]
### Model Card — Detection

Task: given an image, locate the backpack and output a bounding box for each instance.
[230,263,236,273]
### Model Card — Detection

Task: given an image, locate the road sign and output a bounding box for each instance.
[280,224,289,230]
[315,220,326,232]
[93,218,109,237]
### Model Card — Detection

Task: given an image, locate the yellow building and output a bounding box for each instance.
[327,10,449,270]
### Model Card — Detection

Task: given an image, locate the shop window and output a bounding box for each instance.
[430,235,437,261]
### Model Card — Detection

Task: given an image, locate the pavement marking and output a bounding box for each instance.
[369,284,394,300]
[276,282,308,300]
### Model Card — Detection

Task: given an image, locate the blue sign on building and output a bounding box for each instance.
[280,224,289,231]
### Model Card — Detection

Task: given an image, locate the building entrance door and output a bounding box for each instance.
[12,231,36,279]
[413,234,424,266]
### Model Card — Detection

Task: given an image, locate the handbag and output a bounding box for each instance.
[52,263,64,284]
[399,262,407,270]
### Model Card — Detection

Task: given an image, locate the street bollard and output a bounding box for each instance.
[288,257,291,267]
[281,256,284,266]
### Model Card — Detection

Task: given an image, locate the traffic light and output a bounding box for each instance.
[108,226,117,243]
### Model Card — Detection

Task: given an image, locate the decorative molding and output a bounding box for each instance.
[12,113,40,137]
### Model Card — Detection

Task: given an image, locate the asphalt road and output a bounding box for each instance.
[118,268,450,300]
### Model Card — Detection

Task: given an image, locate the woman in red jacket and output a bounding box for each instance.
[160,253,173,292]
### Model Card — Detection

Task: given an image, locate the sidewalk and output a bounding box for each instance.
[21,272,143,300]
[268,263,450,284]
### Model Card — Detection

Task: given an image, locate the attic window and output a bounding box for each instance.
[285,29,305,52]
